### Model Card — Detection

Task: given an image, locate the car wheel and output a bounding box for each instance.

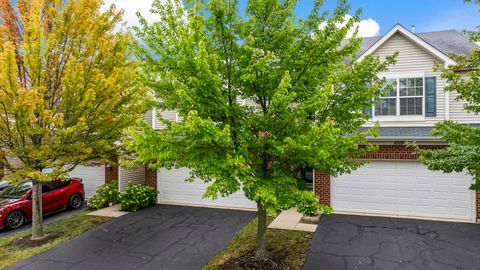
[5,211,25,230]
[68,193,83,209]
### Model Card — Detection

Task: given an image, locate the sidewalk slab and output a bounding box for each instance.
[295,223,317,232]
[87,204,128,218]
[269,220,298,230]
[268,208,318,232]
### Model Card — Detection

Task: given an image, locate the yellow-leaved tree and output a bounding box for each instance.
[0,0,146,240]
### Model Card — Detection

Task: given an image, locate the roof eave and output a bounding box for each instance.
[367,136,442,142]
[356,24,457,66]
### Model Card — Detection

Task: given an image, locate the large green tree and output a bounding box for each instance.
[0,0,146,240]
[130,0,394,258]
[418,0,480,191]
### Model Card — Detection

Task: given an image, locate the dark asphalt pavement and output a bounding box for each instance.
[5,204,255,270]
[303,214,480,270]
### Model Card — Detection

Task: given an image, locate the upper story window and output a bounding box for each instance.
[373,77,424,117]
[375,79,397,116]
[399,78,423,115]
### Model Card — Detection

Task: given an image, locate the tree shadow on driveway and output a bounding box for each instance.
[5,204,255,270]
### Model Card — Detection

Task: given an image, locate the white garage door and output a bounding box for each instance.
[158,168,256,209]
[331,161,475,222]
[68,165,105,198]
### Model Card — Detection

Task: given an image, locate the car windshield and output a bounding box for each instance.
[0,181,32,199]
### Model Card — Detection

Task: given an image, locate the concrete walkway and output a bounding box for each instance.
[268,208,317,232]
[87,204,128,218]
[6,205,255,270]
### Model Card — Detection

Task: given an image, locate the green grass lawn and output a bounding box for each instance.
[0,211,111,269]
[203,218,313,270]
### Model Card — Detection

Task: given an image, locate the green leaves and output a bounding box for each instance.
[120,183,157,212]
[131,0,393,213]
[418,121,480,190]
[87,181,120,210]
[417,2,480,190]
[0,0,147,182]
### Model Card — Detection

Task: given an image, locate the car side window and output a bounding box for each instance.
[42,185,52,194]
[46,180,72,191]
[44,180,71,191]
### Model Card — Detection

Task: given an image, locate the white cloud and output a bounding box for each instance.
[320,14,380,38]
[102,0,158,28]
[356,17,380,38]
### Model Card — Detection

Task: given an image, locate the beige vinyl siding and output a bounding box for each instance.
[244,98,258,107]
[373,32,441,73]
[151,99,260,130]
[448,71,480,122]
[236,96,246,105]
[449,91,479,122]
[4,156,23,176]
[154,110,177,130]
[143,110,153,126]
[6,156,23,168]
[365,32,447,127]
[119,166,146,192]
[236,97,258,107]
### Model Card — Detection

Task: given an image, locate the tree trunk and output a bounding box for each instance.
[31,180,44,240]
[255,202,267,260]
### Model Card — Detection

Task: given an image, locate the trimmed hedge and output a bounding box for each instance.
[120,183,157,212]
[87,181,120,210]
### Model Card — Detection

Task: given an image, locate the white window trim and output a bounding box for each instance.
[372,74,426,120]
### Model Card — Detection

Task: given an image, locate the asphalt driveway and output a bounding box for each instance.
[6,204,255,270]
[303,214,480,270]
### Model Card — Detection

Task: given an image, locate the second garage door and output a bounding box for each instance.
[157,168,256,209]
[331,161,475,222]
[68,165,106,198]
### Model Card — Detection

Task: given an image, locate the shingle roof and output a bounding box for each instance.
[418,30,478,56]
[357,29,478,57]
[360,125,480,140]
[360,127,435,138]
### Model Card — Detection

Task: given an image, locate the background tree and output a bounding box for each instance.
[130,0,394,259]
[0,0,146,240]
[418,0,480,191]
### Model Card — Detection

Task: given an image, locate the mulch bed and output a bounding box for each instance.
[300,215,320,224]
[217,250,290,270]
[8,233,62,249]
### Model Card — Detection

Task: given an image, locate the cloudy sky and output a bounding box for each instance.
[103,0,479,37]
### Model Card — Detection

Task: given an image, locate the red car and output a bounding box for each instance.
[0,179,85,230]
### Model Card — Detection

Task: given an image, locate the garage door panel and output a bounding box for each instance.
[332,161,475,221]
[158,168,255,209]
[67,165,105,198]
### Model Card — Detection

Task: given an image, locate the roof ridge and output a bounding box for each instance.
[358,29,460,40]
[416,29,459,35]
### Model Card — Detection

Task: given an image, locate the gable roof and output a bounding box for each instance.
[356,24,479,66]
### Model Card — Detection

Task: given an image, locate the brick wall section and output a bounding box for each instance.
[105,156,119,183]
[363,145,446,160]
[477,191,480,222]
[105,164,118,183]
[145,167,157,190]
[314,171,331,206]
